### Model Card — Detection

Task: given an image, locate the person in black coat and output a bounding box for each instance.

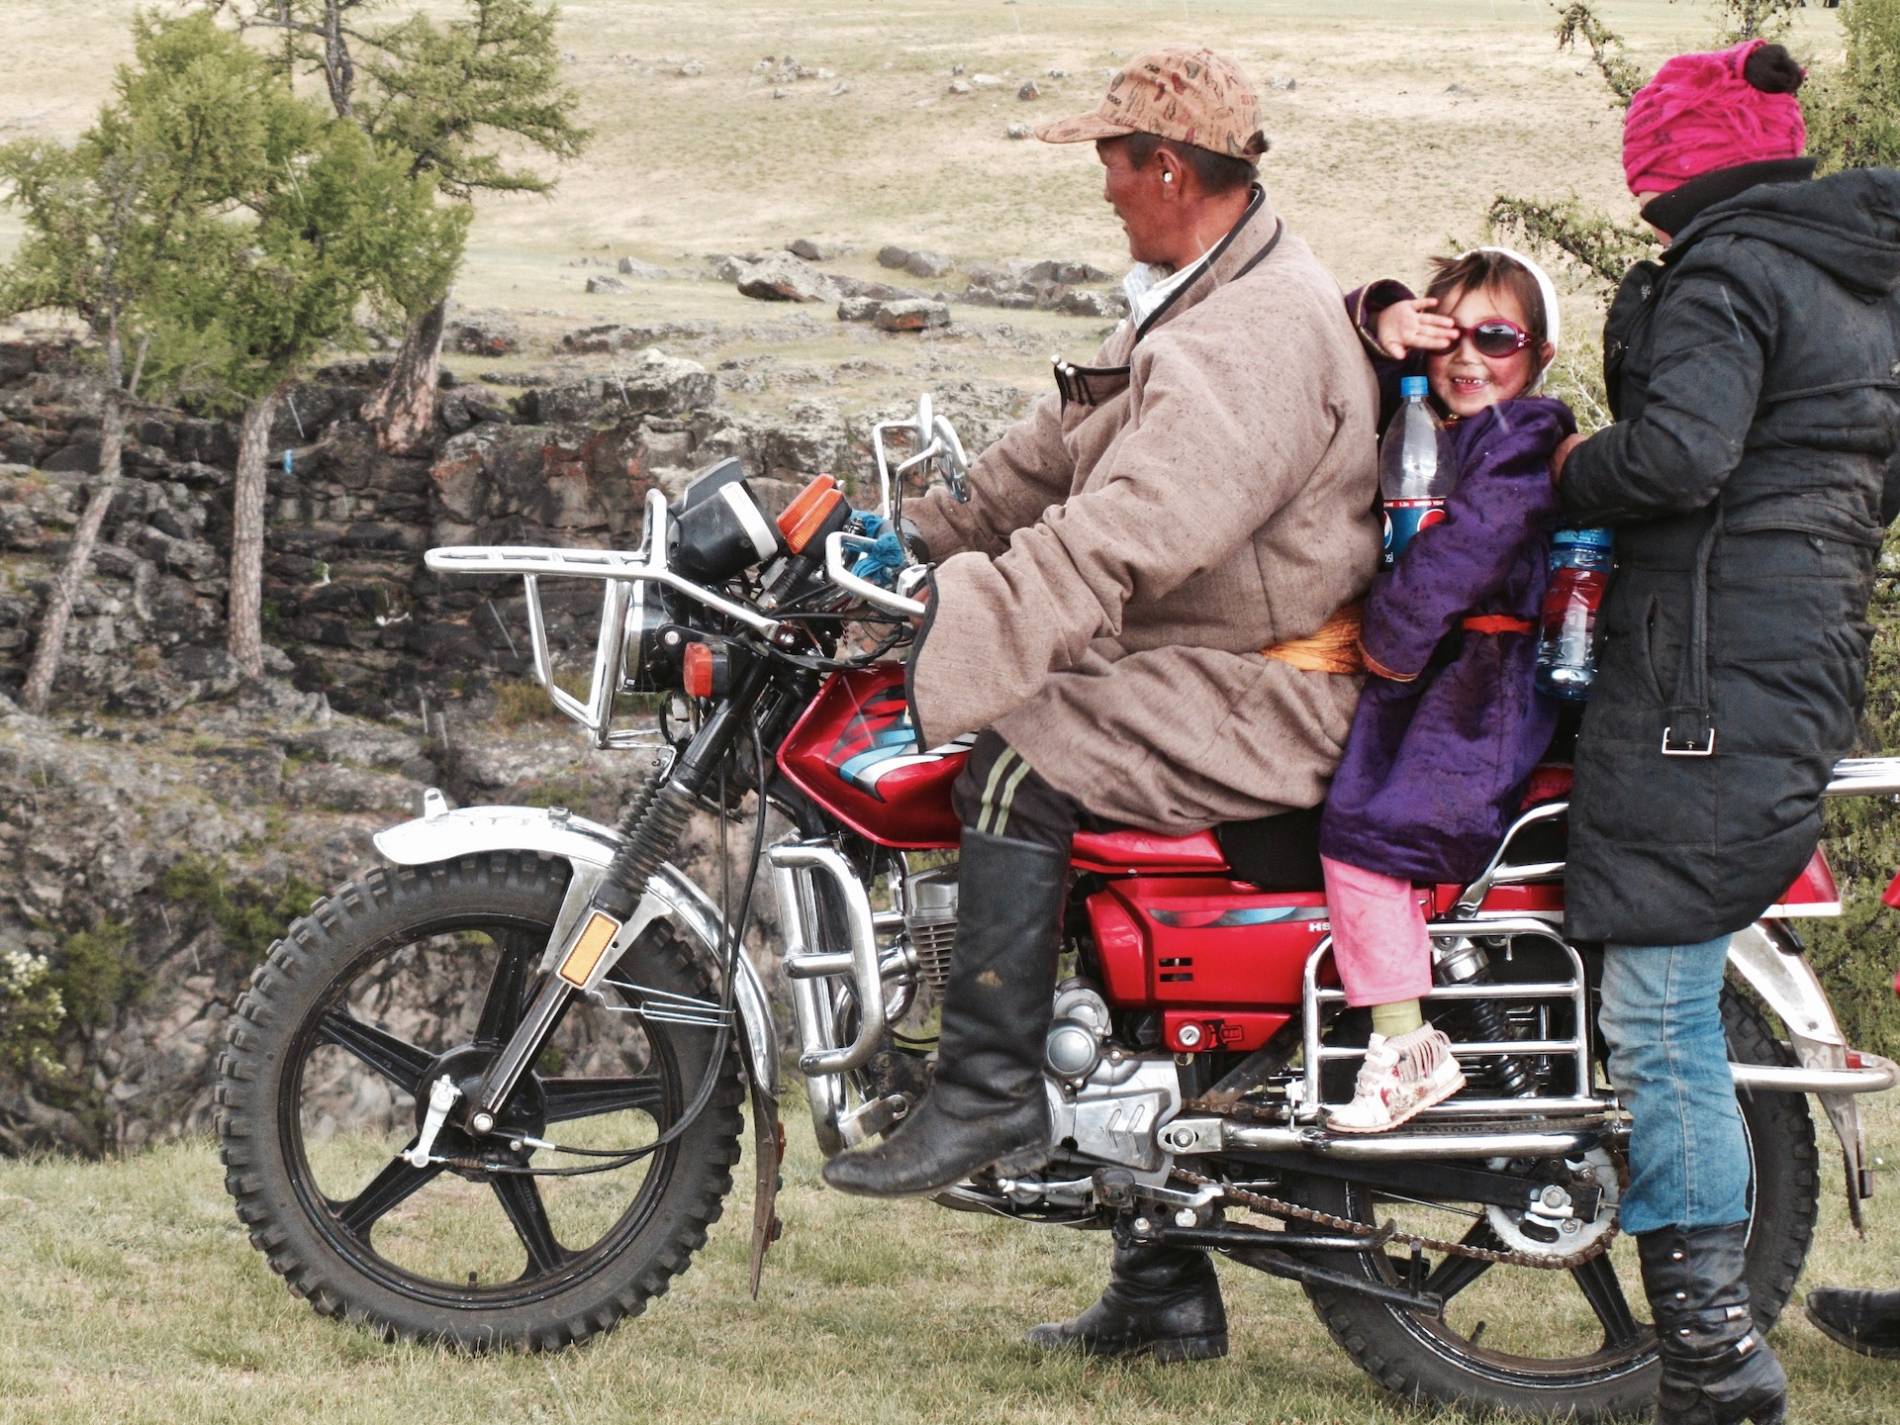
[1551,39,1900,1425]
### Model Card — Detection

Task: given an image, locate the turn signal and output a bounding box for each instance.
[682,642,716,699]
[777,474,846,554]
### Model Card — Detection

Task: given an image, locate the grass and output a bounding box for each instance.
[0,1090,1896,1424]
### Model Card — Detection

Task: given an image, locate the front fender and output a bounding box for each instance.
[372,793,780,1101]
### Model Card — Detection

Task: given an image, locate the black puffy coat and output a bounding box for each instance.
[1561,168,1900,945]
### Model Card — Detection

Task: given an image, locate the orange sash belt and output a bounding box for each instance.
[1262,602,1365,675]
[1461,614,1536,635]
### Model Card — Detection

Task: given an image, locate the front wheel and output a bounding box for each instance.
[1295,986,1818,1421]
[216,853,744,1349]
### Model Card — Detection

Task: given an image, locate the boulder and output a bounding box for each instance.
[616,256,671,279]
[1054,288,1126,319]
[970,73,1004,89]
[1005,122,1033,140]
[735,253,835,303]
[876,244,912,270]
[584,274,630,295]
[678,60,704,77]
[788,238,843,261]
[836,297,882,323]
[525,348,715,425]
[448,318,520,357]
[559,320,715,354]
[873,299,952,333]
[1017,80,1040,100]
[903,249,954,279]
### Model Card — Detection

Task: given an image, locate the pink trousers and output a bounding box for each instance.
[1319,855,1434,1007]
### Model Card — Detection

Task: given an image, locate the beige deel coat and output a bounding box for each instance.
[904,190,1383,832]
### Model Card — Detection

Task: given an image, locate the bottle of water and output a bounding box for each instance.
[1535,529,1614,700]
[1379,376,1456,567]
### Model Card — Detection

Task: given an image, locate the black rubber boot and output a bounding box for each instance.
[1025,1242,1228,1362]
[1805,1286,1900,1359]
[1637,1224,1788,1424]
[822,828,1061,1198]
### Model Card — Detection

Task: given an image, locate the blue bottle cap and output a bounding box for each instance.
[1553,527,1613,552]
[1399,376,1429,398]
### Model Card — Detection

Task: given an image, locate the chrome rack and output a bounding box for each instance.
[1298,918,1597,1125]
[423,488,782,749]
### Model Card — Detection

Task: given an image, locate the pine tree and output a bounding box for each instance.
[208,0,588,452]
[109,13,466,678]
[0,16,253,711]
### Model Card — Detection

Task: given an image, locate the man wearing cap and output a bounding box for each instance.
[823,49,1382,1360]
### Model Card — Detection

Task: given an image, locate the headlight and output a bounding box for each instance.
[620,578,682,692]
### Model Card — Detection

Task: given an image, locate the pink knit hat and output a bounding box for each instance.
[1622,40,1806,196]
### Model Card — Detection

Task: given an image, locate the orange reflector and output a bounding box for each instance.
[777,474,844,554]
[558,911,621,989]
[683,642,715,699]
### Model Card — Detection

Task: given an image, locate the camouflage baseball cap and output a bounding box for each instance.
[1036,48,1267,160]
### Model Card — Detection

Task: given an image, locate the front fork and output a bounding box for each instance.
[427,658,776,1151]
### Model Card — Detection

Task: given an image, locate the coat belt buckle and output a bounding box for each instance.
[1661,724,1717,757]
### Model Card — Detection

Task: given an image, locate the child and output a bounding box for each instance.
[1318,248,1576,1132]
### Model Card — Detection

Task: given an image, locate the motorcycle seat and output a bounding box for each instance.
[1070,807,1325,894]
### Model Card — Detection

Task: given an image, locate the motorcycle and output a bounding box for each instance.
[217,396,1898,1419]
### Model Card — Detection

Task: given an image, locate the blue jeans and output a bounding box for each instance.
[1598,937,1751,1235]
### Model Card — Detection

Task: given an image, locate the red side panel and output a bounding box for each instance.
[775,665,963,848]
[1070,828,1228,873]
[1085,877,1330,1014]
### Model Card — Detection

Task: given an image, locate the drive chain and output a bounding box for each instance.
[1170,1159,1618,1273]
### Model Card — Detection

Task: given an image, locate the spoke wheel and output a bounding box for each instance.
[217,854,743,1349]
[1285,980,1818,1421]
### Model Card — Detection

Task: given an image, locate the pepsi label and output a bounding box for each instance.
[1383,497,1447,566]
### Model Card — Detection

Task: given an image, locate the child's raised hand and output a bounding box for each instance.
[1374,297,1460,360]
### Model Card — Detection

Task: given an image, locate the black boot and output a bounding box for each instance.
[822,828,1061,1198]
[1025,1242,1228,1361]
[1638,1224,1788,1424]
[1805,1287,1900,1359]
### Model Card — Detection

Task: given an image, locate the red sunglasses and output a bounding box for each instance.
[1448,319,1535,359]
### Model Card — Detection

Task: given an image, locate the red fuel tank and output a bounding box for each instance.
[775,665,966,848]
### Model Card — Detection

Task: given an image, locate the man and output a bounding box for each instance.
[821,48,1382,1360]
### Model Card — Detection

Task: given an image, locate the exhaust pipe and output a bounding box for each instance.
[1218,1122,1598,1161]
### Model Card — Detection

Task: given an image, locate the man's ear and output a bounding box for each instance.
[1155,146,1184,196]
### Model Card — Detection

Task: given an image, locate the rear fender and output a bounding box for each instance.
[1728,921,1874,1228]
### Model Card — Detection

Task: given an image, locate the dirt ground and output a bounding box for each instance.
[0,1,1852,403]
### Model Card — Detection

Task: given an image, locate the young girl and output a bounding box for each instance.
[1317,247,1575,1132]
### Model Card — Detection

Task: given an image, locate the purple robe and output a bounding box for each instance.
[1318,396,1576,883]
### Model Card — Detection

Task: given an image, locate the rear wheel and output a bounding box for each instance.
[1293,985,1818,1420]
[216,853,744,1349]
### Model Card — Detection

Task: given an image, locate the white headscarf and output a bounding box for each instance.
[1468,246,1562,392]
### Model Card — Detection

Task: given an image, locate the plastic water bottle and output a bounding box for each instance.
[1379,376,1456,567]
[1535,529,1614,700]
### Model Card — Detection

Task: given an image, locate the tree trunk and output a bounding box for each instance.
[226,391,279,680]
[362,296,447,454]
[20,340,127,715]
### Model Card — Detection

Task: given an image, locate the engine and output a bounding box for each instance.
[897,866,1182,1211]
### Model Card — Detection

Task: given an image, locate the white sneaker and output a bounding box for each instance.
[1326,1025,1466,1133]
